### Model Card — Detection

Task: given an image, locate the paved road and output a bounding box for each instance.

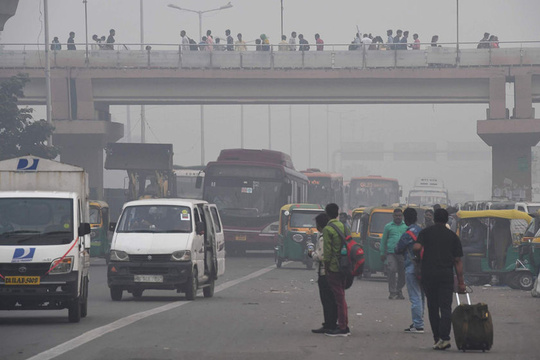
[1,252,539,360]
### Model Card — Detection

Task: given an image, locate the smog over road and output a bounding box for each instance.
[1,2,540,359]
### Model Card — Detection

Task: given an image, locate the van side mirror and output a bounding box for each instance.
[79,223,91,236]
[196,221,205,235]
[109,222,117,232]
[195,176,203,189]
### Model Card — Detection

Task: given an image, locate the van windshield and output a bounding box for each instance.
[117,205,192,233]
[0,198,74,246]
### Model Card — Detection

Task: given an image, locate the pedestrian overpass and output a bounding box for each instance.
[1,44,540,200]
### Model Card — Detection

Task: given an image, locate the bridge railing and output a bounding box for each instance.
[1,41,540,70]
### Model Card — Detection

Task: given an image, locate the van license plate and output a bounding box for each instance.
[235,235,247,241]
[134,275,163,283]
[4,276,41,285]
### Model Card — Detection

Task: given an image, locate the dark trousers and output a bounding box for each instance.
[318,274,337,329]
[327,271,348,330]
[422,276,454,342]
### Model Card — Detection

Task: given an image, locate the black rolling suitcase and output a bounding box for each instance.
[451,293,493,352]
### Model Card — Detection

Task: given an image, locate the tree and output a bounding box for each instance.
[0,73,58,160]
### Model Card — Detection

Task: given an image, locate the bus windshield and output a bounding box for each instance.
[0,198,74,246]
[307,178,336,206]
[205,179,284,217]
[349,180,399,207]
[408,191,448,206]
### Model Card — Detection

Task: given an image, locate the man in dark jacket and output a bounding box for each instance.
[414,208,466,351]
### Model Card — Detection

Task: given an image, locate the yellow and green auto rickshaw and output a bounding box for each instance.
[274,204,324,269]
[359,206,397,278]
[350,207,365,243]
[89,200,111,258]
[457,210,538,290]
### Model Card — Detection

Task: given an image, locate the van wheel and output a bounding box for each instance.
[110,287,123,301]
[203,276,215,298]
[185,268,198,300]
[81,277,89,318]
[516,272,534,291]
[132,289,144,298]
[68,298,81,323]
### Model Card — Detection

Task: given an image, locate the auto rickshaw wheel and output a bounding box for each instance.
[516,272,534,291]
[276,257,283,268]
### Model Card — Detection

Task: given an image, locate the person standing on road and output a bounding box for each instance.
[323,203,350,337]
[105,29,115,50]
[414,208,466,351]
[395,207,425,333]
[422,209,434,228]
[309,213,338,334]
[289,31,297,51]
[380,208,407,299]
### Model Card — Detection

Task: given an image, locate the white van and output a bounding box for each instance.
[107,199,225,301]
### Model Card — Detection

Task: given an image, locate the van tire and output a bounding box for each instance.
[110,287,123,301]
[203,276,215,298]
[68,298,81,323]
[81,277,89,318]
[185,268,198,300]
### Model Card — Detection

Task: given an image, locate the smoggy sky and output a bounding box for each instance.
[2,0,540,200]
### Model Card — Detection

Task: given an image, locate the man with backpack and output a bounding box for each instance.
[395,207,425,334]
[322,203,350,337]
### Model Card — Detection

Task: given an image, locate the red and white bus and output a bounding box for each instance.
[347,175,401,210]
[203,149,308,254]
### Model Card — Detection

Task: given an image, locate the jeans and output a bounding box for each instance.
[318,275,337,329]
[387,253,405,295]
[405,267,425,328]
[422,276,454,342]
[326,271,348,330]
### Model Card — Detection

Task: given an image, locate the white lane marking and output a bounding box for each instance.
[27,264,279,360]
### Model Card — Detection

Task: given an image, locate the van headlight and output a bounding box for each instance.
[49,256,74,274]
[110,250,129,262]
[171,250,191,261]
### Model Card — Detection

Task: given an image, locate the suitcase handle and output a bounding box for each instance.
[455,292,471,305]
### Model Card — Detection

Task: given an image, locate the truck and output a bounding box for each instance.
[0,156,91,322]
[407,177,449,207]
[105,143,176,202]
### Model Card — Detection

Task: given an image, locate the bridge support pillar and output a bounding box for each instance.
[51,75,123,200]
[478,74,540,201]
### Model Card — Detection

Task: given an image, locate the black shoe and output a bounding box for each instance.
[312,326,330,334]
[388,294,398,300]
[396,293,405,300]
[325,327,351,337]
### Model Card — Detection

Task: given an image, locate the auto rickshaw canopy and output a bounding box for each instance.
[457,209,532,223]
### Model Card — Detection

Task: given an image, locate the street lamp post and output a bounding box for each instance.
[83,0,89,64]
[167,2,233,165]
[168,2,233,41]
[456,0,460,65]
[280,0,284,38]
[43,0,52,145]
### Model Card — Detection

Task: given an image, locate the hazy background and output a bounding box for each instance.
[2,0,540,201]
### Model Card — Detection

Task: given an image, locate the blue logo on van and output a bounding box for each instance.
[12,248,36,263]
[16,158,39,171]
